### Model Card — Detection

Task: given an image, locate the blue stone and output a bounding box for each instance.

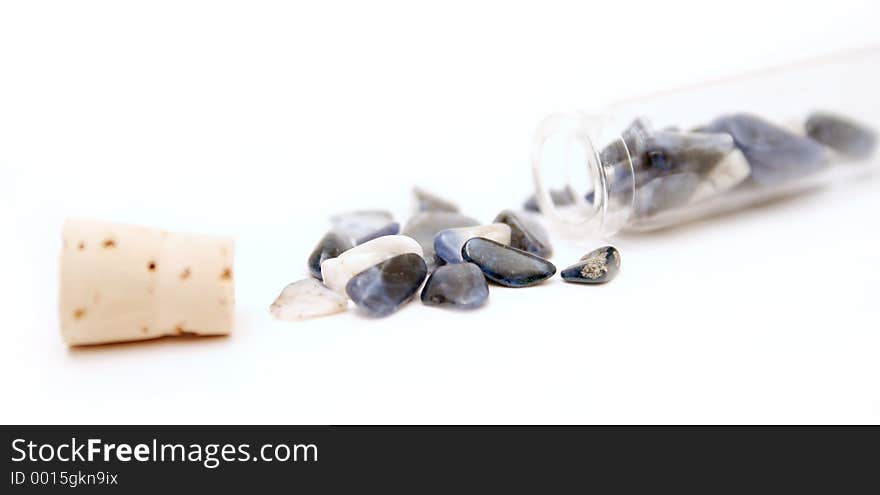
[420,263,489,309]
[633,172,699,218]
[402,212,479,271]
[345,253,428,317]
[805,111,877,160]
[705,113,826,185]
[461,237,555,288]
[493,210,553,258]
[561,246,621,284]
[413,187,459,213]
[307,231,354,281]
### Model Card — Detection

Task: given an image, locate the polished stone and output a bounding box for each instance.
[269,278,348,321]
[402,212,479,270]
[705,113,826,185]
[308,231,355,281]
[493,209,553,258]
[420,263,489,309]
[434,223,511,264]
[805,111,877,160]
[413,187,459,213]
[330,210,398,244]
[321,235,423,295]
[462,237,555,288]
[633,172,700,217]
[561,246,621,284]
[346,253,427,317]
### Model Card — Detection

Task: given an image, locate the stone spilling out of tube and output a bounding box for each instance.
[461,237,555,288]
[345,253,428,317]
[560,246,621,284]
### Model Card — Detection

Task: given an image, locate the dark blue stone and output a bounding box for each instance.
[561,246,621,284]
[308,231,354,281]
[345,253,428,317]
[420,263,489,309]
[805,111,877,160]
[493,209,553,258]
[461,237,555,288]
[705,113,826,185]
[523,187,576,212]
[356,222,400,244]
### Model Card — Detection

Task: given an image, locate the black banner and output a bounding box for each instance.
[3,426,878,492]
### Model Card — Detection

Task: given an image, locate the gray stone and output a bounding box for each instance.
[493,209,553,258]
[413,187,459,213]
[633,172,700,217]
[421,263,489,309]
[705,113,827,185]
[330,210,397,244]
[805,111,877,160]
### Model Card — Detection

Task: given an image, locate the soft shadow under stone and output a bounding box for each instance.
[345,253,428,317]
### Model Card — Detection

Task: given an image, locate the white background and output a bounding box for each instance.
[1,0,878,424]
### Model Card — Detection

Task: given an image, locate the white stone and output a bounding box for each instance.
[269,279,348,321]
[691,149,751,202]
[320,235,423,295]
[434,223,512,264]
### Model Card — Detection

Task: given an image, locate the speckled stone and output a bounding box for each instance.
[561,246,621,284]
[269,279,348,321]
[523,187,577,212]
[633,172,700,217]
[308,231,355,281]
[420,263,489,309]
[461,237,555,288]
[434,223,511,264]
[413,187,459,213]
[493,209,553,258]
[402,212,479,270]
[345,253,428,317]
[705,113,826,185]
[805,111,877,159]
[330,210,398,244]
